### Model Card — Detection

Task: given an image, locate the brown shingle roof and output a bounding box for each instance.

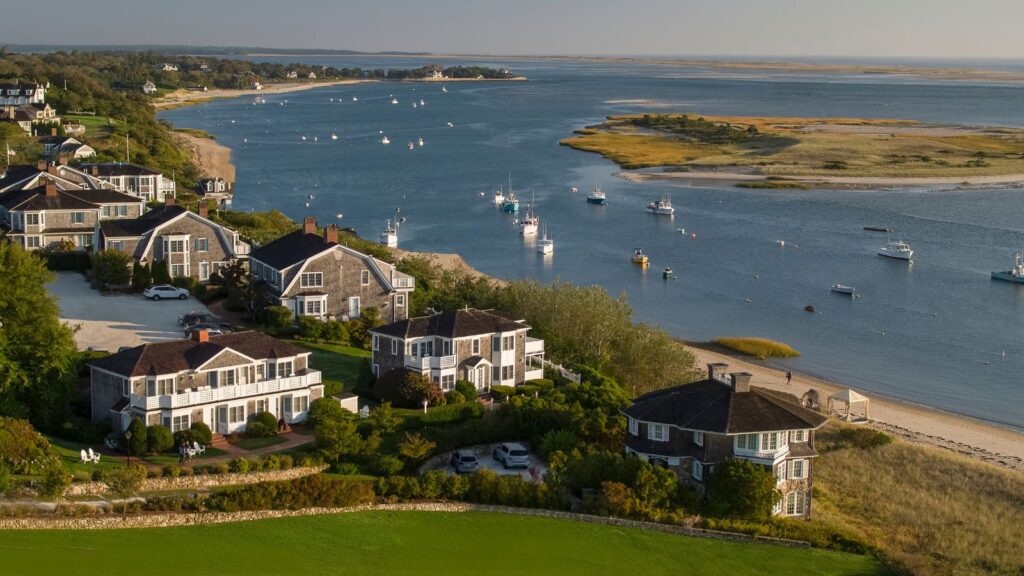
[89,331,308,377]
[371,308,529,339]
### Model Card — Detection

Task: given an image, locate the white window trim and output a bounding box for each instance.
[648,423,668,442]
[691,459,703,481]
[789,459,807,480]
[360,269,370,286]
[628,417,638,436]
[792,429,807,443]
[391,338,398,355]
[693,431,704,447]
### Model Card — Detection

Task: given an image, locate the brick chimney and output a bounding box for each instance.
[707,362,729,382]
[50,127,57,137]
[192,328,210,343]
[324,223,338,244]
[58,152,69,166]
[91,165,99,176]
[47,163,58,175]
[198,202,208,219]
[730,372,752,393]
[45,182,57,197]
[165,196,175,207]
[303,216,317,234]
[37,160,47,171]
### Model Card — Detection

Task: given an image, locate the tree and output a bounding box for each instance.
[308,397,348,430]
[0,243,78,422]
[146,425,174,454]
[151,259,172,284]
[38,461,71,500]
[454,380,476,402]
[131,262,152,290]
[123,417,147,456]
[91,250,133,288]
[315,414,362,462]
[190,421,213,445]
[369,402,401,434]
[102,464,147,514]
[263,305,293,334]
[706,458,780,520]
[399,372,444,407]
[398,432,436,461]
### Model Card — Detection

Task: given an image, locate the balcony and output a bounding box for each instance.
[130,371,321,410]
[404,354,457,371]
[393,276,414,290]
[525,337,544,356]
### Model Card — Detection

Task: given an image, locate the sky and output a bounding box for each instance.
[4,0,1024,59]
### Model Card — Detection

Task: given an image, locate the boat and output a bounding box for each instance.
[447,121,454,127]
[519,206,539,235]
[391,97,399,105]
[413,102,418,109]
[863,226,892,233]
[493,189,506,206]
[536,228,554,255]
[301,136,307,141]
[804,305,816,313]
[586,187,607,205]
[663,267,675,279]
[408,142,414,150]
[419,99,425,106]
[570,186,578,193]
[442,86,448,93]
[501,194,519,213]
[417,137,424,147]
[330,132,338,141]
[831,283,856,295]
[352,96,358,101]
[878,236,913,260]
[631,248,649,266]
[646,195,675,216]
[381,136,390,145]
[379,220,398,248]
[991,251,1024,283]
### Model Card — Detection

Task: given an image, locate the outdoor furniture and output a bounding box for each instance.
[88,448,101,463]
[80,449,90,464]
[104,438,118,450]
[192,441,206,456]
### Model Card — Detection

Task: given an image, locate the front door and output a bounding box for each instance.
[348,296,360,319]
[476,366,489,391]
[216,404,229,434]
[282,395,293,423]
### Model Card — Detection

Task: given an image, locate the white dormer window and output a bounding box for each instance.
[648,423,668,442]
[693,431,704,447]
[792,430,807,443]
[628,417,638,436]
[300,272,323,288]
[361,270,370,286]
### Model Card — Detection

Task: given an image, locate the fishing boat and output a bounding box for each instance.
[646,195,675,216]
[663,267,675,279]
[586,187,607,205]
[417,137,424,147]
[631,248,649,266]
[408,142,415,150]
[501,194,519,213]
[391,97,399,105]
[519,206,539,235]
[330,132,338,141]
[536,228,554,255]
[878,235,913,260]
[991,251,1024,283]
[381,136,391,145]
[493,189,506,206]
[379,220,398,248]
[831,283,856,295]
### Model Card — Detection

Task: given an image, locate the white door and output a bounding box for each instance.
[282,395,293,423]
[476,366,489,391]
[348,296,361,318]
[216,405,229,434]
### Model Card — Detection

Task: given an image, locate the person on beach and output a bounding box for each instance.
[786,371,793,385]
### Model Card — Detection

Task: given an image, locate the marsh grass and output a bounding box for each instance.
[714,337,800,360]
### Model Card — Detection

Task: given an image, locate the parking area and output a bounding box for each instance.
[422,443,547,480]
[49,272,213,351]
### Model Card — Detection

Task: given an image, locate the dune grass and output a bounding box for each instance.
[714,337,800,360]
[0,511,889,576]
[559,130,721,169]
[814,425,1024,576]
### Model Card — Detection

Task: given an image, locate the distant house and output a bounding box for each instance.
[0,80,47,106]
[98,199,250,282]
[369,308,545,393]
[89,330,324,435]
[195,177,232,206]
[1,102,59,133]
[79,162,176,202]
[186,85,208,92]
[198,63,211,72]
[622,363,829,518]
[161,63,178,72]
[142,81,157,94]
[39,133,96,160]
[430,70,445,80]
[248,216,414,323]
[308,72,317,79]
[286,71,298,79]
[250,81,263,91]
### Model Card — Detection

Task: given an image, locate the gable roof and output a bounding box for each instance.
[99,205,186,237]
[0,164,115,193]
[0,186,97,211]
[371,308,529,340]
[249,228,329,269]
[623,379,828,434]
[88,331,308,378]
[79,163,161,177]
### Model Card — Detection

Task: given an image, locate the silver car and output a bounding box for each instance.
[450,450,480,474]
[493,442,530,469]
[143,284,190,301]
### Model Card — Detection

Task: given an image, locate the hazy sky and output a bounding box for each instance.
[4,0,1024,59]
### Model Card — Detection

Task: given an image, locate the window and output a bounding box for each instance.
[255,399,269,414]
[736,433,759,451]
[395,294,405,307]
[199,261,210,281]
[785,491,807,516]
[209,371,218,387]
[441,374,456,391]
[501,365,514,381]
[761,432,778,451]
[301,299,323,316]
[257,363,266,381]
[300,272,323,287]
[25,236,41,248]
[373,335,380,351]
[691,460,704,481]
[472,338,480,355]
[628,417,638,436]
[71,211,86,224]
[78,234,92,247]
[158,377,175,395]
[492,336,501,352]
[693,431,705,447]
[789,459,806,480]
[791,430,806,443]
[171,264,185,278]
[109,240,125,252]
[172,415,190,432]
[502,335,514,351]
[117,205,128,217]
[229,406,245,423]
[360,270,370,285]
[295,396,309,414]
[277,361,293,377]
[648,423,668,442]
[492,366,500,382]
[220,369,236,386]
[168,239,185,253]
[25,213,40,225]
[391,339,398,355]
[776,462,786,481]
[194,237,209,252]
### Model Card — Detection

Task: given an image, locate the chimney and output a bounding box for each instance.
[58,152,69,166]
[37,160,47,171]
[165,196,175,207]
[707,362,729,382]
[47,163,58,175]
[730,372,752,393]
[302,216,317,235]
[91,165,99,176]
[192,328,210,343]
[198,202,208,218]
[324,223,338,244]
[50,127,57,137]
[45,182,57,197]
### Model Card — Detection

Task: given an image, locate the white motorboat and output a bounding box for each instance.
[381,136,390,145]
[493,189,506,206]
[646,195,675,216]
[536,229,554,255]
[408,142,415,150]
[831,283,856,295]
[519,213,539,235]
[352,96,358,101]
[879,236,913,260]
[417,137,424,147]
[391,97,399,105]
[330,132,338,140]
[379,219,398,248]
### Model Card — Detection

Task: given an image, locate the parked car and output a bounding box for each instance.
[450,450,480,474]
[493,442,530,469]
[144,284,190,301]
[185,323,226,338]
[179,312,231,331]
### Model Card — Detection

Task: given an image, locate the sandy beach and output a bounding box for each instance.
[618,169,1024,189]
[152,79,377,110]
[687,344,1024,472]
[172,130,235,182]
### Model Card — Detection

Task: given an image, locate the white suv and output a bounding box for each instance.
[143,284,190,301]
[493,443,530,469]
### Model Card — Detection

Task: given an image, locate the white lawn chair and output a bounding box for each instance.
[80,449,90,464]
[88,448,101,464]
[192,441,206,456]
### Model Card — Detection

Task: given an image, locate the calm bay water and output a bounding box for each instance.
[162,57,1024,429]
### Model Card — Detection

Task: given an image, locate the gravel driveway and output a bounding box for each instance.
[49,272,212,351]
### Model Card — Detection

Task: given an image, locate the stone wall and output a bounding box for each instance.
[65,465,326,496]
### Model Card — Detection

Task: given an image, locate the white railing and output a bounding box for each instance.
[404,355,457,370]
[524,368,544,381]
[130,371,321,410]
[525,337,544,355]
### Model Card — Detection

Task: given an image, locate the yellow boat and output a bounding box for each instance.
[631,248,649,265]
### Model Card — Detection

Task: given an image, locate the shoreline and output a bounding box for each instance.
[172,130,235,182]
[399,76,527,83]
[152,79,378,110]
[616,168,1024,189]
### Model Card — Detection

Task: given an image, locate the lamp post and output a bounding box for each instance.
[124,430,132,467]
[422,399,428,414]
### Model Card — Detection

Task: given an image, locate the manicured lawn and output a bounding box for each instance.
[296,341,373,391]
[229,435,287,451]
[144,448,229,467]
[0,511,889,575]
[63,114,115,139]
[47,436,123,476]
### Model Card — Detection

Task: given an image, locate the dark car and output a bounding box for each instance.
[450,450,480,474]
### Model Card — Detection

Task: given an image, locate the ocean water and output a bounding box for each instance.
[161,57,1024,429]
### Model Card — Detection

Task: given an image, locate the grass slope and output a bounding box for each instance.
[297,341,373,391]
[0,511,888,576]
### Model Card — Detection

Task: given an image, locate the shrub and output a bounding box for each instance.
[263,305,293,334]
[205,475,376,512]
[519,384,541,396]
[444,391,466,405]
[246,422,271,438]
[229,457,250,473]
[835,427,892,450]
[249,411,279,433]
[130,263,151,290]
[39,462,72,499]
[190,421,213,445]
[0,417,54,474]
[215,463,230,475]
[298,316,325,341]
[527,378,555,390]
[180,466,194,477]
[454,380,476,402]
[490,385,515,402]
[323,321,350,344]
[124,417,147,456]
[331,462,361,475]
[399,372,444,408]
[398,432,436,461]
[264,454,281,471]
[90,250,133,288]
[0,464,12,493]
[102,465,147,509]
[173,429,199,446]
[171,276,198,292]
[163,465,181,478]
[151,260,172,284]
[538,429,578,459]
[374,455,404,476]
[146,425,174,454]
[706,458,779,520]
[278,454,294,470]
[420,402,484,426]
[308,397,348,430]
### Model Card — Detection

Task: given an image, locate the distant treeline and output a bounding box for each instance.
[3,45,429,57]
[386,65,517,80]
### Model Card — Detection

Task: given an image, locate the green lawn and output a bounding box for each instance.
[229,435,287,451]
[144,447,229,467]
[47,436,123,477]
[63,114,115,139]
[296,341,373,392]
[0,511,888,575]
